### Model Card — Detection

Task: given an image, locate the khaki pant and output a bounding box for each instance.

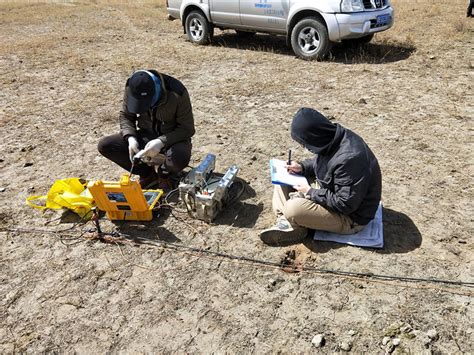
[272,185,365,234]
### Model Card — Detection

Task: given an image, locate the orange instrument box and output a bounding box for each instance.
[87,174,163,221]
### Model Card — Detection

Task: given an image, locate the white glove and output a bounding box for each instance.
[128,136,140,163]
[135,138,164,160]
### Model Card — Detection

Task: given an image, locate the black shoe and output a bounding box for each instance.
[259,216,308,246]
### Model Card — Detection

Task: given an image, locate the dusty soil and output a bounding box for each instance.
[1,0,473,353]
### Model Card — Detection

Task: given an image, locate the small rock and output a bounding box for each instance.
[358,98,367,104]
[50,87,55,90]
[0,187,5,192]
[23,162,33,167]
[268,279,276,287]
[311,334,325,348]
[27,186,35,193]
[251,155,257,161]
[347,329,357,336]
[339,340,352,351]
[429,55,436,60]
[426,329,438,340]
[392,338,400,346]
[382,336,391,346]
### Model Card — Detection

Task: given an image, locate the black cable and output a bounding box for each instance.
[226,180,246,204]
[129,237,474,288]
[4,225,474,287]
[148,179,474,287]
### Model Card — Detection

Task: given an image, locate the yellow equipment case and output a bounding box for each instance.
[88,174,163,221]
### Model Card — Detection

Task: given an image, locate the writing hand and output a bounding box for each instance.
[286,161,303,174]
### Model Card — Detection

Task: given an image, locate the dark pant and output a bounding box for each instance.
[468,0,474,16]
[98,132,192,177]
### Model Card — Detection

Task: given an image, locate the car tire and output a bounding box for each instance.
[290,17,330,60]
[185,11,213,45]
[235,30,256,37]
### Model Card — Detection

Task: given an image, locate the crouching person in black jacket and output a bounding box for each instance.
[98,70,195,191]
[260,108,382,246]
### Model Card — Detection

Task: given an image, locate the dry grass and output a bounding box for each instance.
[381,0,472,41]
[1,0,473,353]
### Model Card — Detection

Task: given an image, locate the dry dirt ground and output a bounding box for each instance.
[1,0,473,353]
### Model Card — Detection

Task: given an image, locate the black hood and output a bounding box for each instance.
[291,108,342,155]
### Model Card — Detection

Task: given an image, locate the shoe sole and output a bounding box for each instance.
[259,229,308,247]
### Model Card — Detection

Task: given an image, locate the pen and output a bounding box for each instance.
[288,149,292,166]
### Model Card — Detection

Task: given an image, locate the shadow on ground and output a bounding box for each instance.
[330,41,416,64]
[211,32,416,64]
[111,208,181,245]
[213,178,263,228]
[108,178,260,245]
[302,207,422,254]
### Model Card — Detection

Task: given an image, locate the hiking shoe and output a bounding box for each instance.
[259,216,308,246]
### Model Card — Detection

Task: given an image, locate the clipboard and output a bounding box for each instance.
[269,159,308,186]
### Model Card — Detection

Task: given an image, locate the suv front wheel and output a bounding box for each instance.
[291,17,330,60]
[185,11,213,45]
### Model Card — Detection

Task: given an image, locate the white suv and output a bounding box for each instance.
[167,0,394,60]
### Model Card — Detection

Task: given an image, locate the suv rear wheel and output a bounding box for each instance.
[290,17,330,60]
[185,11,213,45]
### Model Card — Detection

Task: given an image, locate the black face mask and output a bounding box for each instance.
[291,108,337,154]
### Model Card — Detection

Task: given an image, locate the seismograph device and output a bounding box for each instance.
[179,154,240,223]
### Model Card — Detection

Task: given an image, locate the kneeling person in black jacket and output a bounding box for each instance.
[98,70,195,191]
[260,108,382,246]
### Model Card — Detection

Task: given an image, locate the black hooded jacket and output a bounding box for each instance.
[291,108,382,225]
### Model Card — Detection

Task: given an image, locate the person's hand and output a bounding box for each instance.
[286,161,302,174]
[127,136,140,163]
[289,191,305,200]
[293,183,311,194]
[135,139,164,161]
